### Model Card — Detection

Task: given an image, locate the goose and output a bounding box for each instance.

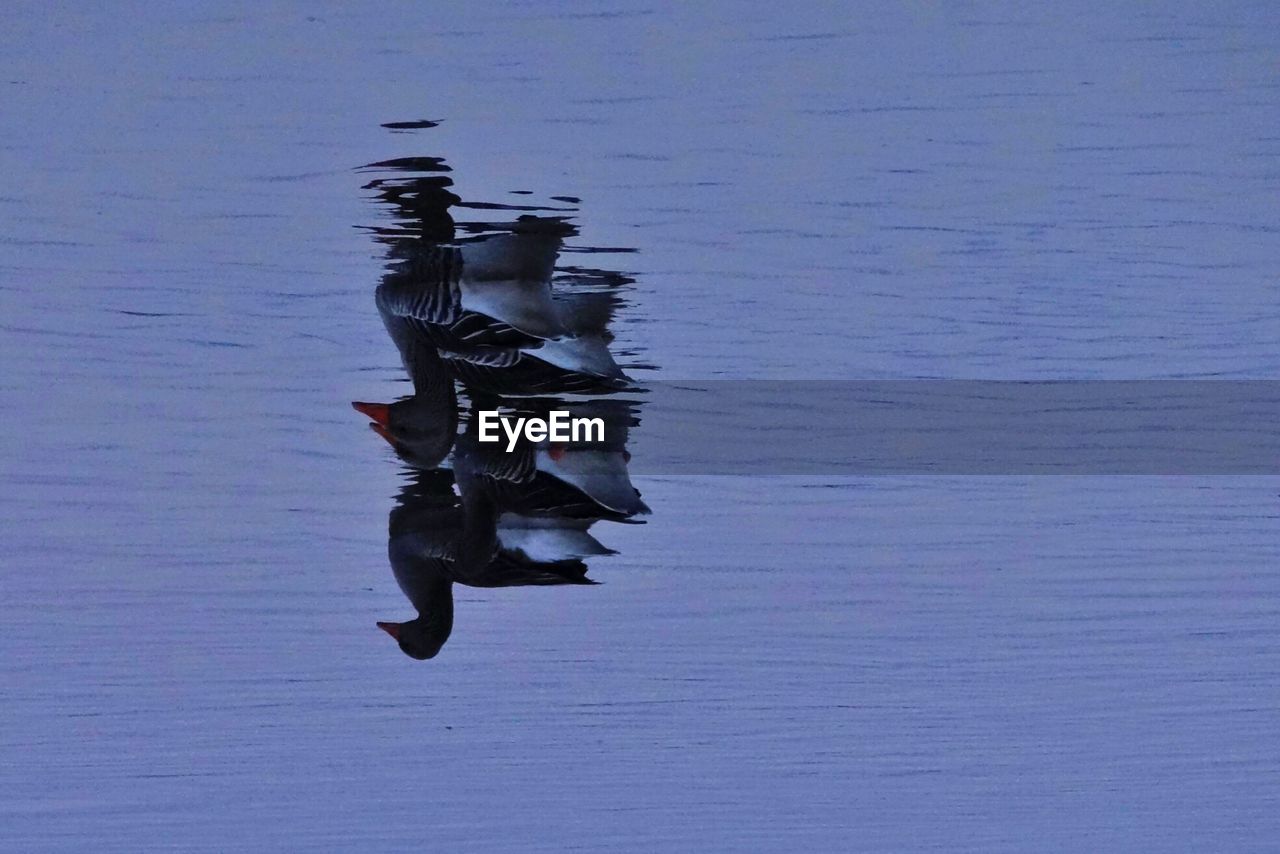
[376,470,597,660]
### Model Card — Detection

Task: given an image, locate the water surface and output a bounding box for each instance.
[3,3,1280,851]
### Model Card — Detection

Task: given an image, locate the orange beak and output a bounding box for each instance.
[368,422,398,448]
[352,401,391,426]
[376,621,402,640]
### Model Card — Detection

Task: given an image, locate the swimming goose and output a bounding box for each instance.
[376,470,598,660]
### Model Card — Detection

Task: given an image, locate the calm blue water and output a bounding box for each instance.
[3,3,1280,851]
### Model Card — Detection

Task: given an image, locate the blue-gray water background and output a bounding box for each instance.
[3,3,1280,851]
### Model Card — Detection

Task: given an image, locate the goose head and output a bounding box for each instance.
[353,397,457,469]
[377,615,452,660]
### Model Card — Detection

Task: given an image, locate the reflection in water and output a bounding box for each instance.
[353,128,649,659]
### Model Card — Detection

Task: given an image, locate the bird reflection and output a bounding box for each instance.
[354,127,648,659]
[375,220,632,396]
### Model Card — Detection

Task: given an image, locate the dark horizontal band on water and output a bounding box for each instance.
[606,381,1280,475]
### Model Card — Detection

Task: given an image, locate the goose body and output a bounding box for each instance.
[376,229,632,396]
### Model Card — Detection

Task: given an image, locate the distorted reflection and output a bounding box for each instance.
[353,128,648,659]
